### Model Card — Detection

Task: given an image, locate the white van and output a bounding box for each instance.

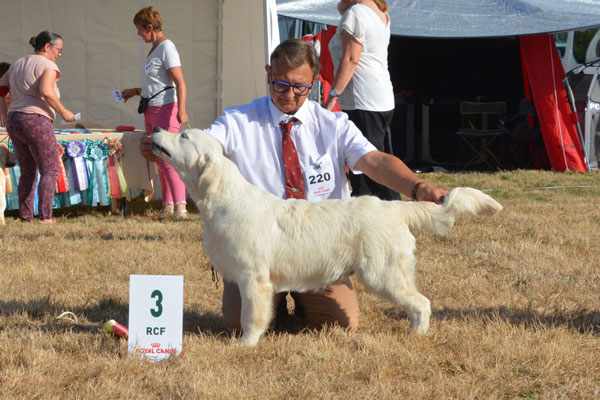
[555,28,600,73]
[554,27,600,170]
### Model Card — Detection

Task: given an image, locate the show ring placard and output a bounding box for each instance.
[128,275,184,362]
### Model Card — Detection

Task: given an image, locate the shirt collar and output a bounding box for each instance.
[268,97,309,127]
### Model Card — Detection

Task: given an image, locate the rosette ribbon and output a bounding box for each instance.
[104,138,128,199]
[59,141,79,206]
[6,163,20,210]
[4,167,13,194]
[0,144,13,194]
[55,142,69,194]
[66,141,88,192]
[83,140,110,206]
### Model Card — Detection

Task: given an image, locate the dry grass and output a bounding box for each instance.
[1,169,599,399]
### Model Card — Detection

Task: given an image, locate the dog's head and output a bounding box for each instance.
[150,127,223,182]
[0,145,17,169]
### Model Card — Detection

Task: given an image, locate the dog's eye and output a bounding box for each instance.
[181,132,188,139]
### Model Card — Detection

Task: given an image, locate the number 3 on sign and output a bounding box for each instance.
[151,290,163,317]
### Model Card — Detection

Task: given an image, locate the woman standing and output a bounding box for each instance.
[325,0,399,200]
[121,6,189,220]
[0,31,76,224]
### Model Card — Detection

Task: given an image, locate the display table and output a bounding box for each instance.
[54,130,157,196]
[1,129,158,215]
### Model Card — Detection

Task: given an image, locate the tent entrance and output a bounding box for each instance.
[387,36,526,169]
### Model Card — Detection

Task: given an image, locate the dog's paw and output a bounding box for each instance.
[241,332,261,346]
[411,321,430,335]
[409,309,431,334]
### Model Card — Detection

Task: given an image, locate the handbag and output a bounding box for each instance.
[137,86,174,114]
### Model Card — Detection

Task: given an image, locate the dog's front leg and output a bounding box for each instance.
[238,276,274,346]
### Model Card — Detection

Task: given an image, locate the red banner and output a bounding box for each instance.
[520,34,587,172]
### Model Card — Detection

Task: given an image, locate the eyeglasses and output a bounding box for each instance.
[52,45,63,54]
[270,75,312,96]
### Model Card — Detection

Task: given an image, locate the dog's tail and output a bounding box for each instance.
[404,187,503,236]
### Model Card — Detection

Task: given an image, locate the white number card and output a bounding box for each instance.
[306,154,335,198]
[128,275,184,362]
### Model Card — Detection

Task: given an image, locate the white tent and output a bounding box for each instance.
[0,0,279,131]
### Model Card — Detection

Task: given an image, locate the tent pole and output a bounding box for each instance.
[216,0,224,116]
[563,77,590,170]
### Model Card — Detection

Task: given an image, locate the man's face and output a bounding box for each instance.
[266,60,315,115]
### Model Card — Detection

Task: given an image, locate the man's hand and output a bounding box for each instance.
[139,135,157,161]
[414,182,448,204]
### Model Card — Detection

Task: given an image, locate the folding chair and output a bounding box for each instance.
[497,97,548,169]
[454,101,507,170]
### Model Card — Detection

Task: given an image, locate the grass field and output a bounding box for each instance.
[1,169,599,399]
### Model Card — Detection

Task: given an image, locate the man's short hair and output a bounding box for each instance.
[270,39,320,79]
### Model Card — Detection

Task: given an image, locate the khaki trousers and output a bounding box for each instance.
[221,277,359,332]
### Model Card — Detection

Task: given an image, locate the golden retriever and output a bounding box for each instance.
[150,127,503,346]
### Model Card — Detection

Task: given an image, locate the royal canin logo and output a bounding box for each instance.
[134,342,176,355]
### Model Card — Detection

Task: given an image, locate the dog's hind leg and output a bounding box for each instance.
[357,252,431,334]
[238,275,274,346]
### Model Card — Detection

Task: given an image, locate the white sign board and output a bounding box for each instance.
[128,275,184,362]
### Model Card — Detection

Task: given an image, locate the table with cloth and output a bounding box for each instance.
[1,129,158,215]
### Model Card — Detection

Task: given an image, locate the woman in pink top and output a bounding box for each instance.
[0,31,76,224]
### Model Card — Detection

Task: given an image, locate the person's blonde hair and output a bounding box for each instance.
[133,6,163,32]
[373,0,388,12]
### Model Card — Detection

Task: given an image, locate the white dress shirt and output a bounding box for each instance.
[205,96,376,201]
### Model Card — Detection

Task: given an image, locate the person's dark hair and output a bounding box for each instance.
[133,6,163,32]
[29,31,62,52]
[270,39,320,79]
[0,62,10,77]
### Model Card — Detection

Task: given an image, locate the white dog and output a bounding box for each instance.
[0,144,17,225]
[150,128,503,346]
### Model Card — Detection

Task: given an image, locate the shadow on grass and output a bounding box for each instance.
[384,306,600,334]
[0,296,231,340]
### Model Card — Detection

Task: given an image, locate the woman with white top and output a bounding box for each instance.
[121,6,189,220]
[325,0,400,200]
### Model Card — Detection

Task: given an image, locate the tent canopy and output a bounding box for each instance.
[277,0,600,38]
[278,0,594,171]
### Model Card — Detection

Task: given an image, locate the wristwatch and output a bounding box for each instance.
[329,88,339,98]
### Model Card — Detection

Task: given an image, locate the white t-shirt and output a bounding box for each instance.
[142,39,180,106]
[329,4,394,112]
[205,96,376,201]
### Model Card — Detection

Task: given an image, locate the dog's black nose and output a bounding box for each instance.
[153,126,162,133]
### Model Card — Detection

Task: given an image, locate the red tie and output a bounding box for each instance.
[280,119,305,199]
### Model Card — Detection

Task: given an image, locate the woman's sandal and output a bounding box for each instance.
[174,209,188,220]
[154,209,174,221]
